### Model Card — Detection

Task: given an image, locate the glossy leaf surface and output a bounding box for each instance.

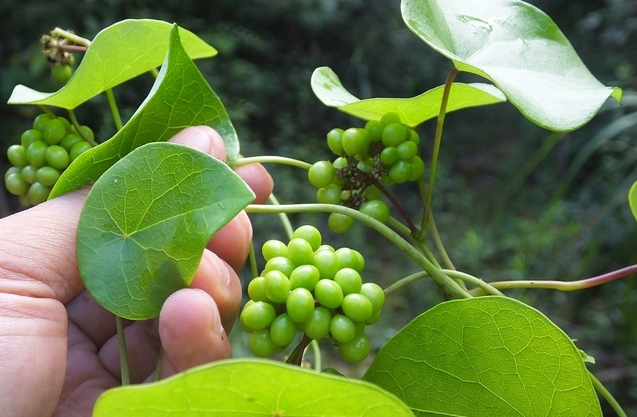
[311,66,506,126]
[77,142,254,320]
[8,19,216,109]
[364,297,601,416]
[93,359,415,416]
[401,0,622,131]
[630,181,637,223]
[49,24,237,198]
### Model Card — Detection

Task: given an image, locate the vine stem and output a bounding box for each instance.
[246,203,471,300]
[115,316,131,385]
[588,370,627,417]
[384,270,503,297]
[105,89,123,130]
[372,178,419,234]
[51,27,91,47]
[422,67,459,234]
[67,109,98,146]
[236,155,312,171]
[468,264,637,296]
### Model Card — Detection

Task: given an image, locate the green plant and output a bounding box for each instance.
[5,0,636,415]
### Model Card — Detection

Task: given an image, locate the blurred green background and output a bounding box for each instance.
[1,0,636,413]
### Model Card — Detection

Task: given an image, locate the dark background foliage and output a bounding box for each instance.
[1,0,636,412]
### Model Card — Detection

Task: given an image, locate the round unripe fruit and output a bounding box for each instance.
[360,199,390,223]
[263,256,295,278]
[247,276,268,302]
[382,123,409,147]
[388,160,412,184]
[303,306,332,340]
[338,333,371,363]
[291,225,322,251]
[334,268,362,295]
[45,145,70,170]
[397,140,418,161]
[314,279,344,309]
[326,128,345,155]
[328,212,354,233]
[4,166,20,181]
[312,249,341,279]
[289,264,320,290]
[51,64,73,83]
[285,288,315,323]
[70,141,92,161]
[7,145,27,168]
[287,237,315,266]
[21,130,43,148]
[330,314,357,343]
[26,141,48,168]
[335,248,363,271]
[269,314,297,347]
[5,173,28,196]
[360,282,385,313]
[380,146,398,166]
[249,329,281,357]
[43,118,67,145]
[341,127,370,157]
[26,182,50,205]
[263,270,291,304]
[308,161,335,189]
[316,184,342,204]
[380,112,402,126]
[35,166,61,187]
[20,165,37,184]
[262,239,288,261]
[409,156,426,181]
[341,293,374,322]
[240,301,276,331]
[365,120,383,142]
[60,133,83,152]
[33,114,52,132]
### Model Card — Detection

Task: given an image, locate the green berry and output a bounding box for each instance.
[338,333,370,363]
[360,282,385,314]
[289,264,320,290]
[328,212,354,233]
[45,145,70,170]
[263,256,296,278]
[240,301,276,331]
[380,146,398,166]
[292,225,322,251]
[287,237,314,266]
[326,128,345,155]
[269,313,298,347]
[26,141,48,168]
[76,125,95,142]
[382,123,409,147]
[4,166,20,181]
[335,248,363,271]
[342,293,374,322]
[262,239,288,261]
[285,287,315,323]
[60,133,83,152]
[303,306,332,340]
[32,114,52,132]
[247,276,268,302]
[365,119,384,142]
[409,156,426,181]
[308,161,336,189]
[7,145,27,168]
[20,165,37,184]
[316,184,342,204]
[51,63,73,83]
[360,199,390,223]
[330,314,357,343]
[69,141,92,161]
[35,166,61,187]
[26,182,50,205]
[409,129,421,146]
[380,112,402,126]
[397,140,418,161]
[21,129,43,148]
[43,118,67,145]
[388,160,412,184]
[249,329,282,357]
[341,127,370,157]
[314,279,344,309]
[333,267,362,295]
[5,173,28,196]
[263,270,291,304]
[312,249,341,280]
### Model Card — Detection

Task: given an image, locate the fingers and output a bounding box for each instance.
[234,163,274,205]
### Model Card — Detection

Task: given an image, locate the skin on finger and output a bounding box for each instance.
[206,211,253,271]
[158,288,231,378]
[170,126,227,162]
[234,163,273,205]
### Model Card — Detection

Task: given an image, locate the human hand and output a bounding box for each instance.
[0,126,273,417]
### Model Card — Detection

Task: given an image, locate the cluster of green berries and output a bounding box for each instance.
[241,225,385,363]
[4,113,93,205]
[308,112,425,233]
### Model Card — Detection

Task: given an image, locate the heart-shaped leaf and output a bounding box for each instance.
[311,66,506,126]
[8,19,216,109]
[77,142,254,320]
[93,359,415,416]
[364,297,601,416]
[630,181,637,223]
[401,0,622,131]
[49,24,238,199]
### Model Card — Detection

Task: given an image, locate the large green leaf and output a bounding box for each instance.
[77,142,254,320]
[93,359,415,416]
[401,0,622,131]
[630,181,637,223]
[49,24,238,199]
[8,19,216,109]
[364,297,601,416]
[311,66,506,126]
